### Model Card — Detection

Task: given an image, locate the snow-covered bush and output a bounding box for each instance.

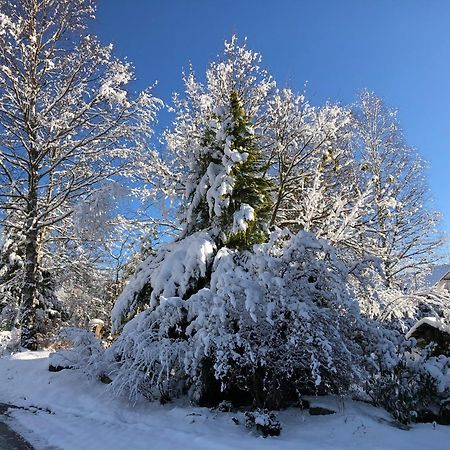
[189,229,371,406]
[0,328,20,355]
[361,293,450,425]
[245,410,281,437]
[106,229,372,409]
[369,342,450,424]
[107,298,191,400]
[49,328,107,378]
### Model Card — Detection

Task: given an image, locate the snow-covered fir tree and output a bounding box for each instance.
[180,88,273,249]
[0,223,67,344]
[111,36,276,326]
[0,226,26,330]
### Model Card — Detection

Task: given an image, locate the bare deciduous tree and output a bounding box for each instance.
[0,0,160,348]
[352,90,443,288]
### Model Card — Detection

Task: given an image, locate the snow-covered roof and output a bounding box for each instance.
[406,316,450,340]
[423,264,450,288]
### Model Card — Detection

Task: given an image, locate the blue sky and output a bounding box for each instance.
[95,0,450,236]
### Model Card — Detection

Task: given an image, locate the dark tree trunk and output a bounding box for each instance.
[20,198,39,350]
[20,132,39,350]
[20,10,40,350]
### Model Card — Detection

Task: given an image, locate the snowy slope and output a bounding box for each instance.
[0,351,449,450]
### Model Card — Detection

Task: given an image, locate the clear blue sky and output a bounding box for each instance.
[95,0,450,235]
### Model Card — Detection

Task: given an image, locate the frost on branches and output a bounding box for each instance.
[0,0,160,348]
[54,35,448,425]
[351,90,443,289]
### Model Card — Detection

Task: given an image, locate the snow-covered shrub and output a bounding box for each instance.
[369,342,450,424]
[50,328,106,378]
[245,410,281,437]
[189,229,370,407]
[107,298,191,401]
[107,229,371,409]
[0,328,20,355]
[363,299,450,425]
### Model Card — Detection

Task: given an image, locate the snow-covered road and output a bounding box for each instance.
[1,351,449,450]
[0,405,34,450]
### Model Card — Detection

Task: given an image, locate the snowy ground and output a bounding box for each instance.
[0,351,449,450]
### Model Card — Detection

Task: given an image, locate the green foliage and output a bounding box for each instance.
[224,91,273,249]
[370,359,438,424]
[191,90,273,249]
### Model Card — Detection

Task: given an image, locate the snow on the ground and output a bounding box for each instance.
[0,351,449,450]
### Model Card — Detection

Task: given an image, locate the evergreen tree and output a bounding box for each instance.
[185,89,273,249]
[112,36,276,329]
[224,91,273,248]
[0,227,25,330]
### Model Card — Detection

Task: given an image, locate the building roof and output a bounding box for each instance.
[406,316,450,340]
[423,264,450,288]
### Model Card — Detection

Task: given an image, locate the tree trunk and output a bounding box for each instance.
[20,6,40,350]
[20,151,39,350]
